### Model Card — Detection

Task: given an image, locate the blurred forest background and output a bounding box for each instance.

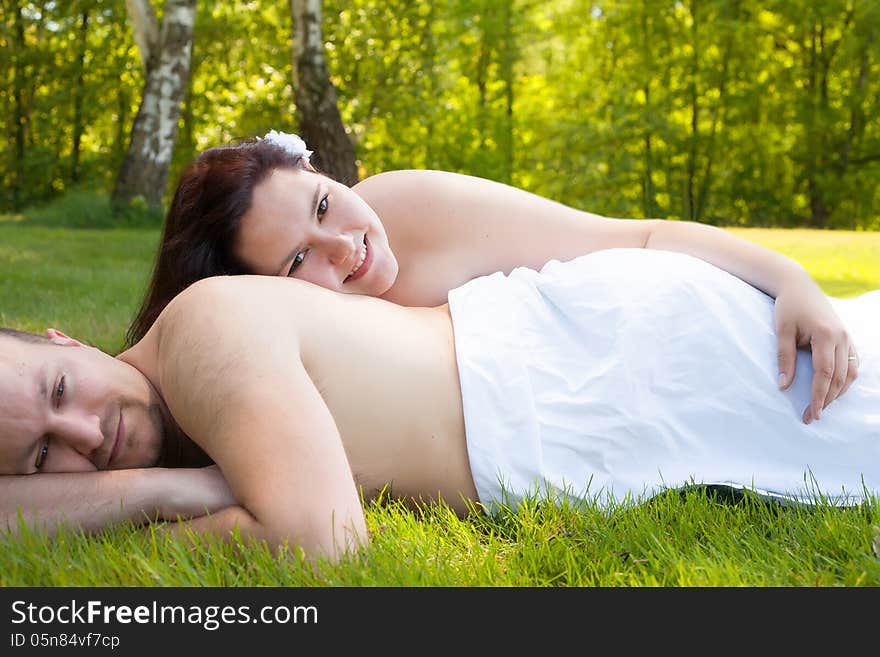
[2,0,879,229]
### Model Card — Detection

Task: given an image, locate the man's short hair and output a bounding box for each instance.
[0,327,50,344]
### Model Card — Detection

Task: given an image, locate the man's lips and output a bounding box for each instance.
[107,409,124,469]
[344,234,372,283]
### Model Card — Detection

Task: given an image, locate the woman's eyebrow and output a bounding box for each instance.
[309,182,321,219]
[276,182,324,275]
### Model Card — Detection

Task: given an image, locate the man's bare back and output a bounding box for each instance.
[121,275,479,517]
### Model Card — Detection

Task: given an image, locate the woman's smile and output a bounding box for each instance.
[345,235,371,284]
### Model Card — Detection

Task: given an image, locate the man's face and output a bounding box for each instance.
[0,332,166,475]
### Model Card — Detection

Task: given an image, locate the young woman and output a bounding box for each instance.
[127,131,859,424]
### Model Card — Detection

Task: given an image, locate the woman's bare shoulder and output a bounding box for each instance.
[354,168,467,189]
[353,169,501,209]
[352,169,654,304]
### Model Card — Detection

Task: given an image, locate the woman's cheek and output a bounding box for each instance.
[301,262,342,292]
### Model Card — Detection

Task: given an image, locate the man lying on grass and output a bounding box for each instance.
[1,249,878,563]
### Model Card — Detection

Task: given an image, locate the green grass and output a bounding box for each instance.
[3,492,879,586]
[729,227,880,298]
[0,223,158,353]
[1,219,879,586]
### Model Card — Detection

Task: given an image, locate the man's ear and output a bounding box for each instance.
[302,159,317,173]
[45,328,83,347]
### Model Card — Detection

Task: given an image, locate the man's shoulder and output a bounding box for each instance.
[154,276,313,403]
[164,275,321,319]
[157,275,315,353]
[158,276,240,340]
[169,274,285,305]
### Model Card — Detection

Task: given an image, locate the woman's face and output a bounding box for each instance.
[235,168,398,297]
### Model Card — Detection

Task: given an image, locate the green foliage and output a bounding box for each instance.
[22,189,162,229]
[1,1,141,210]
[1,0,879,228]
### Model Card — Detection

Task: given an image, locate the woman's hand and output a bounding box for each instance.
[774,275,859,423]
[156,465,237,522]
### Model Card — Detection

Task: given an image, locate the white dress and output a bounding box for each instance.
[447,248,880,511]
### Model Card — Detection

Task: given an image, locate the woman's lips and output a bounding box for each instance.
[345,235,372,283]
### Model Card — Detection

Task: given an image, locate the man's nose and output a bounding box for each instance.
[319,232,357,266]
[52,412,104,458]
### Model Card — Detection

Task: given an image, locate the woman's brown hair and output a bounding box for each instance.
[125,139,310,347]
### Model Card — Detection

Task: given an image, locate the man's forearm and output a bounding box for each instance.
[161,505,366,563]
[644,219,811,298]
[1,468,179,538]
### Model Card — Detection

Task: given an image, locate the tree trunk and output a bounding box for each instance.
[11,3,26,210]
[804,20,829,228]
[125,0,159,70]
[640,3,655,218]
[499,0,515,184]
[290,0,358,186]
[71,7,90,184]
[112,0,196,210]
[695,2,736,224]
[685,0,699,222]
[475,4,491,155]
[422,2,437,168]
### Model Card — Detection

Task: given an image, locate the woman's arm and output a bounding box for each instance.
[355,169,857,421]
[0,466,235,537]
[642,220,858,423]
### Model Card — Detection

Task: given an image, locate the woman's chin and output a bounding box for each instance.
[357,263,397,298]
[362,274,396,298]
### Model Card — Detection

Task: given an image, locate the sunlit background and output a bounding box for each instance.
[2,0,878,228]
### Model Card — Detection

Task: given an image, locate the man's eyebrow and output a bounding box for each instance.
[16,363,49,474]
[38,363,47,402]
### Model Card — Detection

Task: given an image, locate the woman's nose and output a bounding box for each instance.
[320,232,357,266]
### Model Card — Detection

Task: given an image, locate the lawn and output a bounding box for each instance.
[0,223,159,353]
[1,221,878,586]
[728,227,880,298]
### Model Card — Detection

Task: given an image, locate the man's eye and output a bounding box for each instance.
[55,376,65,406]
[317,195,329,218]
[35,441,49,471]
[287,251,307,277]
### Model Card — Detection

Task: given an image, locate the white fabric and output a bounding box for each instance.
[447,248,880,512]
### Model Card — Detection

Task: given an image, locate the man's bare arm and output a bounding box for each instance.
[0,466,235,538]
[157,278,368,562]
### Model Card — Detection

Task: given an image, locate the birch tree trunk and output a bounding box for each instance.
[290,0,358,185]
[112,0,196,210]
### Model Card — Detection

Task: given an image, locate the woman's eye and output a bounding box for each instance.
[287,251,307,277]
[55,376,65,406]
[35,441,49,471]
[317,195,329,219]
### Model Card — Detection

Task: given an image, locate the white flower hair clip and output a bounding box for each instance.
[258,130,313,163]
